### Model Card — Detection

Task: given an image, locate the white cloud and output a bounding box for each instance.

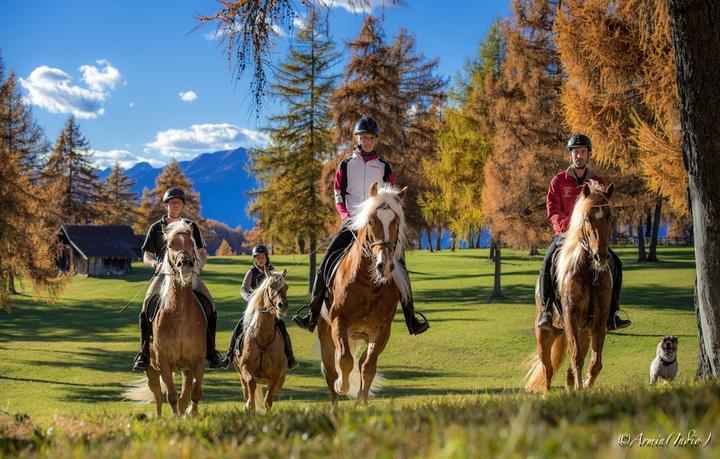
[19,61,121,119]
[129,102,134,107]
[79,60,122,91]
[179,90,198,102]
[145,123,269,159]
[271,23,288,37]
[318,0,385,14]
[292,17,307,29]
[91,149,164,170]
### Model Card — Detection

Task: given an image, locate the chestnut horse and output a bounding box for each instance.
[317,182,410,407]
[235,270,289,412]
[525,181,616,392]
[124,221,206,416]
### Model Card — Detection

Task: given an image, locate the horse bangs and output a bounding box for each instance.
[348,185,408,256]
[555,180,608,298]
[163,220,195,245]
[243,272,286,333]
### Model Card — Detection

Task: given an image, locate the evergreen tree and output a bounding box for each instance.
[96,163,139,226]
[136,160,202,230]
[0,58,64,309]
[215,238,235,256]
[44,116,100,225]
[248,9,339,289]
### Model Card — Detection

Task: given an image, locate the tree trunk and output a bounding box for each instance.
[647,192,662,262]
[435,225,442,251]
[8,270,18,295]
[425,228,434,252]
[489,236,504,300]
[645,210,652,238]
[528,244,539,256]
[637,218,647,262]
[668,0,720,379]
[488,238,496,261]
[450,232,457,252]
[475,230,482,249]
[308,237,317,295]
[298,238,306,254]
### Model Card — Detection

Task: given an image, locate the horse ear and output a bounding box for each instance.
[369,181,379,197]
[281,269,287,278]
[397,186,408,202]
[605,182,615,200]
[582,182,591,198]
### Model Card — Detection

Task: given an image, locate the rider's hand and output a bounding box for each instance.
[153,261,162,273]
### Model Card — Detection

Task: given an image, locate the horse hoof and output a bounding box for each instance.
[334,379,348,396]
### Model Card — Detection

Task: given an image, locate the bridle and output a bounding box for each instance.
[353,204,400,259]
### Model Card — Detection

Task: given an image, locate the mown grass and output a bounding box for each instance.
[1,246,711,457]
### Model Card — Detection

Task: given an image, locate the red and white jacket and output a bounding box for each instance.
[333,148,395,220]
[547,167,606,235]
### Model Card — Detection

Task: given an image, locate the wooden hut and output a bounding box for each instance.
[57,225,141,277]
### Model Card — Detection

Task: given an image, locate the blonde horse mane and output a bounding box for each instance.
[243,271,286,333]
[345,184,411,302]
[159,220,198,302]
[554,180,610,298]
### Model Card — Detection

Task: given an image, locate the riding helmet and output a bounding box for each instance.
[163,187,186,203]
[567,133,592,151]
[252,244,269,257]
[353,115,380,136]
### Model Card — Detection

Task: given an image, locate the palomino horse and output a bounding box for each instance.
[525,180,616,392]
[124,221,206,416]
[235,270,289,412]
[317,182,410,407]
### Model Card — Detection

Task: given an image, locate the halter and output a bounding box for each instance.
[352,203,400,259]
[579,196,611,256]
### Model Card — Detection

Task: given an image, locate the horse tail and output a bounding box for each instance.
[523,334,566,393]
[123,377,166,403]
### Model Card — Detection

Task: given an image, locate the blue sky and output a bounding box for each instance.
[1,0,509,170]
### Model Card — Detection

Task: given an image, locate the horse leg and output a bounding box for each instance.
[264,374,286,412]
[577,330,592,389]
[564,322,583,391]
[146,366,163,417]
[159,367,178,415]
[189,363,204,416]
[536,327,556,392]
[359,332,389,406]
[585,323,607,389]
[245,377,257,412]
[318,320,338,409]
[178,370,192,415]
[331,318,353,396]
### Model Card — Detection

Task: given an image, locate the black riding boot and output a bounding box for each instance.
[205,309,225,369]
[607,252,631,330]
[277,320,299,371]
[220,318,244,368]
[537,237,561,330]
[401,297,429,335]
[293,270,326,333]
[132,311,151,371]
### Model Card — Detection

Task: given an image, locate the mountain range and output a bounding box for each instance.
[98,148,256,229]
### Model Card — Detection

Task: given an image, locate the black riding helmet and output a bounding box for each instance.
[353,115,380,136]
[567,133,592,152]
[163,187,186,203]
[252,244,270,265]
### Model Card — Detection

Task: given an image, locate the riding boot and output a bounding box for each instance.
[277,320,299,371]
[537,294,554,331]
[607,252,631,331]
[400,297,429,335]
[220,318,244,368]
[133,312,151,371]
[537,237,561,331]
[293,272,326,333]
[205,309,225,369]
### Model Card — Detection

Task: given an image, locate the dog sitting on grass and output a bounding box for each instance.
[649,336,678,384]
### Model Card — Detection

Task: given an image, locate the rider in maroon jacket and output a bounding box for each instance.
[537,134,632,331]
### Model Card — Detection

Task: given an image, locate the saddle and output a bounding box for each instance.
[321,244,353,292]
[147,290,211,328]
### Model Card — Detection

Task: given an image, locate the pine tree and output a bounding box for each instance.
[215,238,235,256]
[248,9,339,290]
[96,163,139,226]
[44,116,101,225]
[0,58,65,310]
[330,16,446,234]
[136,160,202,231]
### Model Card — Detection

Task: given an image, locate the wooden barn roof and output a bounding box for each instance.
[59,225,140,259]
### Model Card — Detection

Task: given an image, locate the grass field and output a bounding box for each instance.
[2,246,716,457]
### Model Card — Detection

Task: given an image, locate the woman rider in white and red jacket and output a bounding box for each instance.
[292,115,429,335]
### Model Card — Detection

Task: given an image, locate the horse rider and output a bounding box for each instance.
[220,244,299,370]
[132,187,225,371]
[292,114,430,335]
[536,134,632,331]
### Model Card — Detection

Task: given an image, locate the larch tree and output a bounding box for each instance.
[96,163,139,226]
[666,0,720,379]
[0,60,65,310]
[248,9,338,290]
[215,238,235,256]
[143,160,202,224]
[44,116,101,225]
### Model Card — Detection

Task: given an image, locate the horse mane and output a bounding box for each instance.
[243,271,286,333]
[554,180,609,298]
[159,220,198,302]
[345,185,411,302]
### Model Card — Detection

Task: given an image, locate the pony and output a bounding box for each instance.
[235,270,290,412]
[124,220,206,416]
[525,180,616,392]
[317,182,410,408]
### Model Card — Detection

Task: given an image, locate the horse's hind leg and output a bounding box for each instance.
[264,374,285,412]
[189,363,204,416]
[358,331,390,406]
[146,366,163,417]
[318,320,338,409]
[331,318,353,396]
[178,370,192,415]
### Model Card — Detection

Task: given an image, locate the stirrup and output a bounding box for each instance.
[293,305,310,319]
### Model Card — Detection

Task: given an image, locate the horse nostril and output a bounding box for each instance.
[593,253,601,263]
[389,263,395,272]
[377,263,384,273]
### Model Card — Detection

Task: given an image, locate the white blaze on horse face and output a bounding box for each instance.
[377,208,395,242]
[594,209,604,220]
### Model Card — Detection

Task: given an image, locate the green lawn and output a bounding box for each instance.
[2,246,714,457]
